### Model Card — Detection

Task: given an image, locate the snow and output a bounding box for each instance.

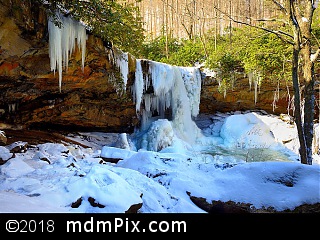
[0,146,11,160]
[219,112,277,149]
[0,111,319,213]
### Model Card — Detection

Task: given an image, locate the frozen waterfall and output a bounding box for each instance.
[132,60,203,144]
[47,14,203,146]
[48,12,87,92]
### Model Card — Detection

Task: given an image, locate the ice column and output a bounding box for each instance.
[132,59,144,112]
[115,51,129,91]
[133,60,203,143]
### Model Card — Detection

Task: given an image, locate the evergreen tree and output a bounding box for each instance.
[39,0,145,56]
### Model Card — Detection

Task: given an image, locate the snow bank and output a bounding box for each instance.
[220,112,277,149]
[0,146,12,160]
[101,146,136,160]
[66,165,143,213]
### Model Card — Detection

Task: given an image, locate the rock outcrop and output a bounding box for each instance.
[0,0,138,133]
[200,74,295,116]
[0,0,307,134]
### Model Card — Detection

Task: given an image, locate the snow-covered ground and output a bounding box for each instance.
[0,111,319,213]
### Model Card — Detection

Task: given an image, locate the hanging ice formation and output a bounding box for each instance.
[132,60,203,144]
[248,71,262,105]
[47,12,203,145]
[114,50,129,92]
[48,12,88,92]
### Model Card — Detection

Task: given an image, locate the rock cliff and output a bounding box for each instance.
[0,0,297,134]
[0,0,138,132]
[200,74,294,116]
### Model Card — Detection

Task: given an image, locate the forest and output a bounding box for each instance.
[129,0,280,39]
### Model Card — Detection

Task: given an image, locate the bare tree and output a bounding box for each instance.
[263,0,320,165]
[214,0,319,165]
[128,0,275,39]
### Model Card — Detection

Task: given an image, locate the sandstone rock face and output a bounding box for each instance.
[0,0,138,133]
[200,75,294,116]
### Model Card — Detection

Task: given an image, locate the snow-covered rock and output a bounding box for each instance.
[220,112,276,149]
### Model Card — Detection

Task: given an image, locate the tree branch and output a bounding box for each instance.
[272,0,288,14]
[213,6,294,45]
[255,17,289,25]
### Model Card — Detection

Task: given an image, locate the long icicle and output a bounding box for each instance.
[48,12,87,92]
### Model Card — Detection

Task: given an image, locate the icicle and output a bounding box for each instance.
[8,103,17,113]
[77,23,87,71]
[217,78,226,98]
[286,85,293,115]
[149,61,175,96]
[254,79,258,105]
[48,17,62,90]
[48,12,87,92]
[272,90,278,112]
[252,71,262,105]
[171,67,202,143]
[132,59,144,113]
[144,94,151,112]
[115,51,129,91]
[258,74,262,94]
[248,72,253,90]
[178,67,202,117]
[272,80,280,112]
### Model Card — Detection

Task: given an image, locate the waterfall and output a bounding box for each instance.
[47,13,203,145]
[133,60,203,144]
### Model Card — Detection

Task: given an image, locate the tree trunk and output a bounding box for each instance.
[300,24,315,165]
[292,43,308,164]
[302,67,315,165]
[291,0,316,165]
